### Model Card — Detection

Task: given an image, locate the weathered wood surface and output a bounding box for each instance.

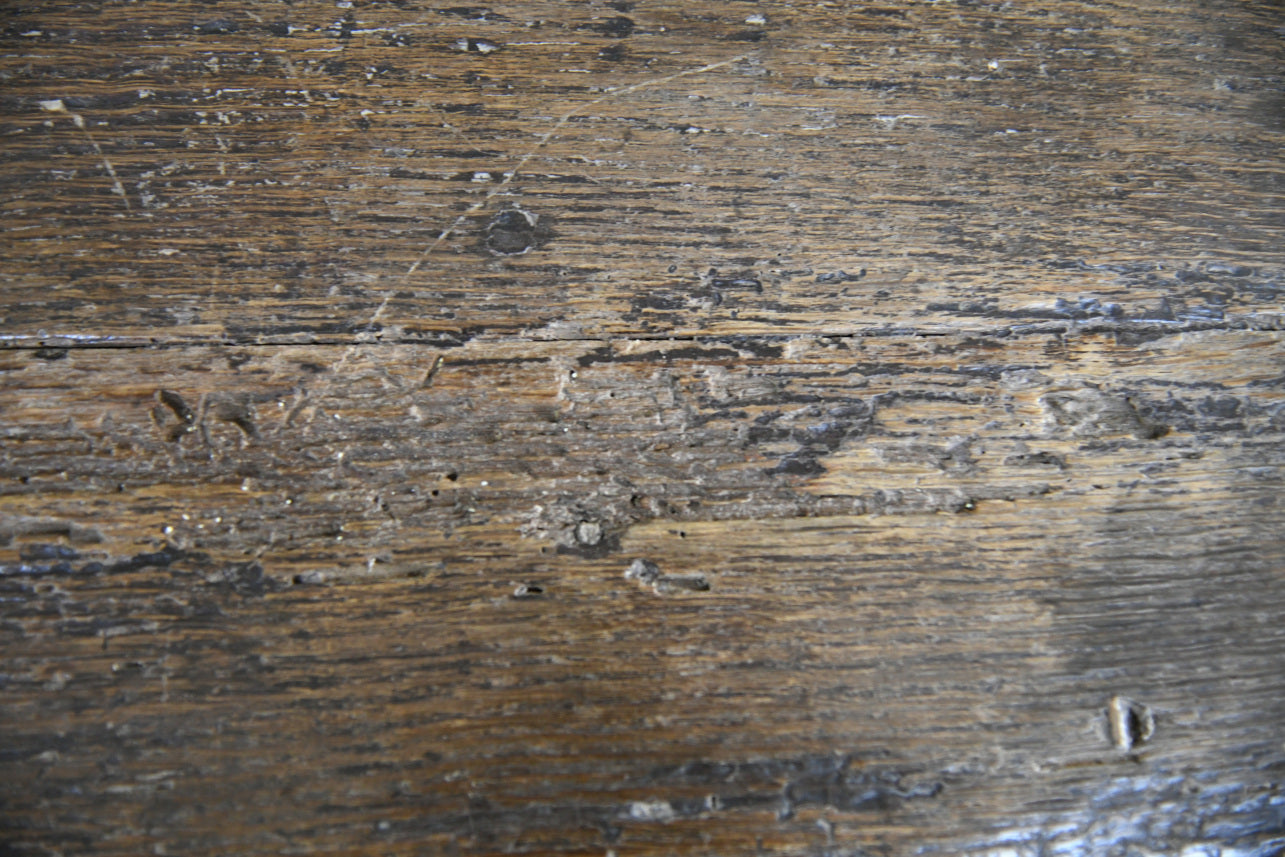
[2,2,1284,856]
[2,0,1283,345]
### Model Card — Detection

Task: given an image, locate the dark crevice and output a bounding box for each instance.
[3,314,1278,354]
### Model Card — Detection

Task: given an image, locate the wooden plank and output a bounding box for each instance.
[1,1,1282,345]
[2,329,1283,854]
[2,1,1284,854]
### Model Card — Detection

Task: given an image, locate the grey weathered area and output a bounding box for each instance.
[2,1,1283,855]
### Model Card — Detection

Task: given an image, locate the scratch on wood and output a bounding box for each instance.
[399,53,751,281]
[39,99,130,210]
[316,51,752,408]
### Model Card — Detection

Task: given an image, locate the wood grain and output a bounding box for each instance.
[1,1,1282,345]
[1,1,1283,855]
[4,330,1283,854]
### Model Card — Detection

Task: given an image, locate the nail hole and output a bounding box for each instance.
[1107,695,1154,751]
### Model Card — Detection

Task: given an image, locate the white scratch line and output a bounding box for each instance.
[320,52,751,385]
[41,100,130,210]
[394,53,750,301]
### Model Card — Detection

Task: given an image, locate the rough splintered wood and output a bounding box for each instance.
[1,1,1284,856]
[3,330,1283,854]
